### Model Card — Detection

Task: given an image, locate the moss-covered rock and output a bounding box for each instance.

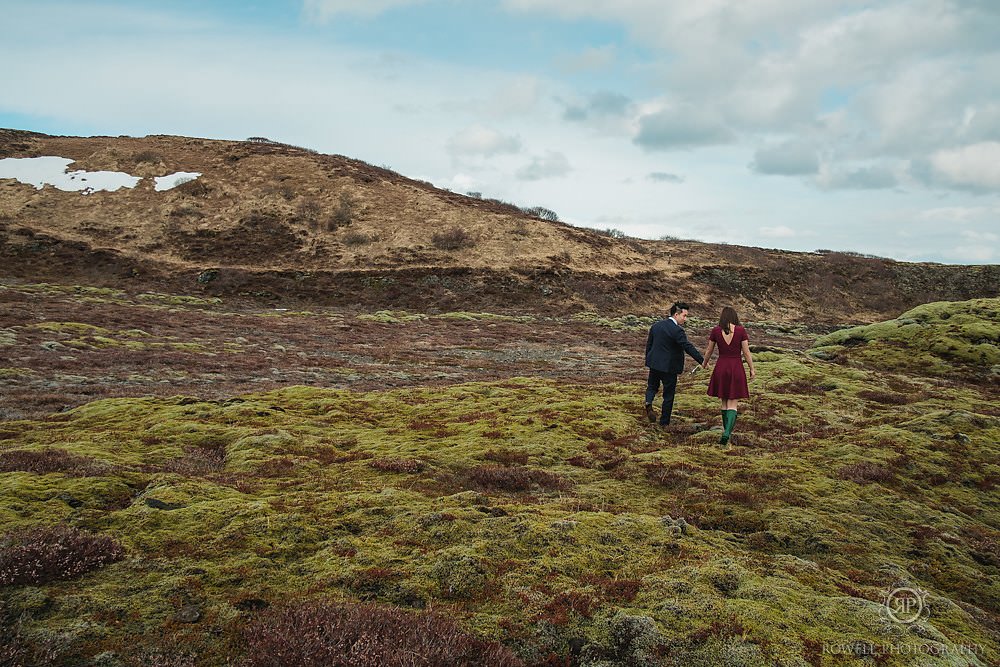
[812,298,1000,377]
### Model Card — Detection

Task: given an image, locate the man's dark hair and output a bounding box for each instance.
[670,302,690,316]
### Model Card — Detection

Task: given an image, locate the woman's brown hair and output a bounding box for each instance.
[719,306,741,335]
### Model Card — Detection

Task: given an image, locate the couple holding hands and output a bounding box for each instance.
[644,302,756,446]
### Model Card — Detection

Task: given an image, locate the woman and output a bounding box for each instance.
[702,307,755,446]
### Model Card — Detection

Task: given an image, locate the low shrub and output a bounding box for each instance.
[432,226,475,251]
[329,193,355,230]
[467,464,570,492]
[522,206,559,222]
[370,457,425,474]
[0,448,110,477]
[0,524,125,586]
[483,449,529,466]
[0,621,62,666]
[256,457,297,477]
[132,150,162,164]
[580,612,665,667]
[161,445,225,476]
[176,178,210,197]
[857,389,912,405]
[538,590,596,625]
[343,231,373,246]
[296,197,322,227]
[836,462,895,485]
[239,599,523,666]
[483,198,523,215]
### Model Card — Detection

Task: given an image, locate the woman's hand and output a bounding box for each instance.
[749,368,756,381]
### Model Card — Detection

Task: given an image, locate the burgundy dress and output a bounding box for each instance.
[707,325,749,399]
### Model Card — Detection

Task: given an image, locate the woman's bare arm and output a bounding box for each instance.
[741,339,756,380]
[702,340,715,369]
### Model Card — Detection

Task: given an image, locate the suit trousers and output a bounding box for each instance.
[645,369,679,425]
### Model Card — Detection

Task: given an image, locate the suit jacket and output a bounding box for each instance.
[645,318,705,373]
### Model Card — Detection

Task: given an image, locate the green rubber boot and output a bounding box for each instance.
[723,409,738,445]
[720,409,737,445]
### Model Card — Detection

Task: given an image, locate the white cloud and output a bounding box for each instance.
[929,141,1000,191]
[648,172,683,183]
[950,244,996,262]
[515,151,571,180]
[961,103,1000,142]
[448,76,543,119]
[303,0,425,21]
[555,44,616,73]
[917,206,1000,222]
[504,0,1000,197]
[633,105,734,151]
[816,163,898,190]
[759,225,797,238]
[446,126,523,158]
[960,229,999,242]
[437,173,481,193]
[750,140,819,175]
[563,91,631,121]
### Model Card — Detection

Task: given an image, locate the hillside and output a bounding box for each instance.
[1,296,998,666]
[2,129,998,322]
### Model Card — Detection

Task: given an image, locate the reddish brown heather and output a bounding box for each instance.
[0,524,125,586]
[239,599,523,667]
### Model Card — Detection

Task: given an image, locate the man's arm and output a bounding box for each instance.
[674,326,704,365]
[645,326,654,357]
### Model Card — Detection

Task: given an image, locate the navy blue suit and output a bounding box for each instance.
[645,318,704,425]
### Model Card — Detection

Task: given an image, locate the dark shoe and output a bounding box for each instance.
[644,404,656,423]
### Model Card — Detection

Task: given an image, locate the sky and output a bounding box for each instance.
[2,1,999,264]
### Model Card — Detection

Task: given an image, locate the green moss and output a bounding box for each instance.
[0,367,36,378]
[433,312,535,322]
[1,346,998,663]
[356,310,429,323]
[813,298,1000,375]
[30,322,112,335]
[24,321,213,354]
[136,293,223,306]
[571,312,656,330]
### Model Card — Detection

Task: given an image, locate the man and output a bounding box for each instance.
[644,302,705,428]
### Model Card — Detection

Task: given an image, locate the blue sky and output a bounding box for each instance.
[2,0,999,264]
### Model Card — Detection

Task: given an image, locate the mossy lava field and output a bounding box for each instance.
[1,282,998,666]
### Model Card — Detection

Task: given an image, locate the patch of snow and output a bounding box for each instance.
[154,172,202,191]
[0,156,141,194]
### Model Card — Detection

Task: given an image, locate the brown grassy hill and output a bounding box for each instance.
[1,128,997,322]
